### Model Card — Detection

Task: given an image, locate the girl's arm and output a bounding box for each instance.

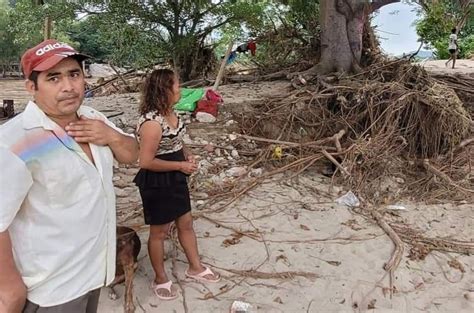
[138,121,196,174]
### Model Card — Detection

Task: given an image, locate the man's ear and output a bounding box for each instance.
[25,80,36,96]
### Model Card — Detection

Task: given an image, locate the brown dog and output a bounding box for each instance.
[109,226,141,313]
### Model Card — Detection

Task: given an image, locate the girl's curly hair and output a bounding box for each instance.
[139,68,177,115]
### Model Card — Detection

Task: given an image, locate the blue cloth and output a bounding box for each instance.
[226,51,237,65]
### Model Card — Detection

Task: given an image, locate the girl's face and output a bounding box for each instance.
[170,76,180,105]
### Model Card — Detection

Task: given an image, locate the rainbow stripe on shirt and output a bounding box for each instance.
[10,127,75,163]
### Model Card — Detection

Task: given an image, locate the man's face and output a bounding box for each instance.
[26,57,85,118]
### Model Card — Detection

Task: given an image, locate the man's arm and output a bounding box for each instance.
[66,116,139,164]
[107,132,139,164]
[0,231,26,313]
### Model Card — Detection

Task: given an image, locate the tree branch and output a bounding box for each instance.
[415,0,430,12]
[196,0,225,21]
[370,0,400,12]
[196,16,235,39]
[456,3,472,32]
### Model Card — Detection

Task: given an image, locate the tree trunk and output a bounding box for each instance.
[316,0,400,74]
[44,16,51,40]
[318,0,360,73]
[173,39,216,82]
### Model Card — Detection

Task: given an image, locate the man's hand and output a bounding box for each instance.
[0,231,27,313]
[65,116,120,146]
[66,116,138,164]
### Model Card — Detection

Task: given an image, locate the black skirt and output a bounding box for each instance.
[133,149,192,225]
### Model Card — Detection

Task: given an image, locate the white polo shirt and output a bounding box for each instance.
[0,101,124,306]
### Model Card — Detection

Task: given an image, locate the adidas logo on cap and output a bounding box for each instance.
[35,42,75,56]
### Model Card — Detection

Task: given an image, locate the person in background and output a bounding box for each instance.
[446,28,458,69]
[0,39,138,313]
[134,69,220,300]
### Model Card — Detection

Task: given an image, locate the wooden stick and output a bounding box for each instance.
[371,209,404,299]
[458,137,474,149]
[423,159,474,194]
[106,112,124,119]
[213,40,234,91]
[321,150,350,176]
[223,269,318,280]
[332,129,345,153]
[109,63,130,89]
[239,134,337,149]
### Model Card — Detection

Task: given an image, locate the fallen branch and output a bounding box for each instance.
[170,225,189,313]
[423,159,474,194]
[322,150,350,176]
[371,209,404,299]
[106,111,124,119]
[458,137,474,149]
[223,269,318,280]
[391,224,474,255]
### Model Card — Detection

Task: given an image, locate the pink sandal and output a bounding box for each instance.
[185,266,221,283]
[151,280,178,300]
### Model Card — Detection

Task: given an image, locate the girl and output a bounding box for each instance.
[134,69,220,300]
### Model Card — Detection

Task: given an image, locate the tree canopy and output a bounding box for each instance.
[415,0,473,58]
[0,0,472,78]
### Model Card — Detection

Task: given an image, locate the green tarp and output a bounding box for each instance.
[174,88,205,112]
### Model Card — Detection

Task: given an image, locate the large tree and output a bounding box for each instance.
[78,0,264,80]
[315,0,400,74]
[315,0,472,73]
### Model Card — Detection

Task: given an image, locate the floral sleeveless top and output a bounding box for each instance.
[137,110,186,155]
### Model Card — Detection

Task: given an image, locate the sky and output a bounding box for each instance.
[372,2,422,55]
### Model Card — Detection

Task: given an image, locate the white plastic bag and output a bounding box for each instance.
[335,191,360,208]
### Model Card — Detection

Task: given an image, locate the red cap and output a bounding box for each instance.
[20,39,89,79]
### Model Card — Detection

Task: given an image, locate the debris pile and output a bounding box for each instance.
[233,59,473,203]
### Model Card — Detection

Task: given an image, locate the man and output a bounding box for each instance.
[445,28,458,69]
[0,39,138,313]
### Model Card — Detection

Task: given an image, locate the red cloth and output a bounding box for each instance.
[205,89,223,103]
[247,40,257,56]
[194,100,218,117]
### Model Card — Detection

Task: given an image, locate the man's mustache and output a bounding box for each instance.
[58,93,80,101]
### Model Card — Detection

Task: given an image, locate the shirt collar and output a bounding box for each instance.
[22,101,56,130]
[22,101,95,130]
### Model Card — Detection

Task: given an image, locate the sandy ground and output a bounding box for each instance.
[0,67,473,313]
[99,184,474,313]
[91,82,473,313]
[420,59,474,75]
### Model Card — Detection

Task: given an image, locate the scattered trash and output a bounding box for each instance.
[204,144,215,153]
[229,134,237,141]
[196,112,217,123]
[205,89,223,104]
[226,167,247,177]
[230,300,255,313]
[175,88,204,112]
[335,191,360,208]
[386,205,408,211]
[250,168,263,177]
[272,146,282,159]
[231,150,240,159]
[195,99,219,118]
